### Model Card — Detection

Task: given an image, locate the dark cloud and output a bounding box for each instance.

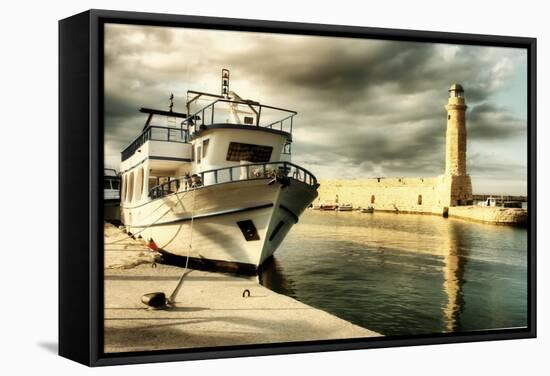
[104,94,138,120]
[468,102,526,140]
[103,24,527,193]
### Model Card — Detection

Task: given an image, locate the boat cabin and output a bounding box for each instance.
[104,168,120,201]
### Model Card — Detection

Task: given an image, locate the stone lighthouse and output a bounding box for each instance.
[444,83,472,206]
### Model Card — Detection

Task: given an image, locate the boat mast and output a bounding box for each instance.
[221,68,230,98]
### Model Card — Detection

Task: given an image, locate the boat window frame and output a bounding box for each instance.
[135,167,144,201]
[127,171,134,202]
[121,175,126,202]
[111,179,120,191]
[202,138,210,158]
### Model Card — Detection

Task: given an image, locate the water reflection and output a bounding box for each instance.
[259,256,295,297]
[441,222,468,332]
[260,210,527,336]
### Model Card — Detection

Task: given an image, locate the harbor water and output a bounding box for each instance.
[260,210,528,336]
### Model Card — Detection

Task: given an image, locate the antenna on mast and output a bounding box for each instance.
[169,93,174,112]
[221,69,230,98]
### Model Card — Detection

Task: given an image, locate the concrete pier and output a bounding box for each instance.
[104,223,380,353]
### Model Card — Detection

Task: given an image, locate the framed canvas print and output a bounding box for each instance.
[59,9,536,366]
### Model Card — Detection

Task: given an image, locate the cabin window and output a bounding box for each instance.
[127,172,134,202]
[135,167,144,201]
[197,146,202,163]
[226,142,273,163]
[371,195,375,204]
[104,180,112,189]
[418,195,423,205]
[112,179,120,190]
[202,139,209,158]
[148,177,157,192]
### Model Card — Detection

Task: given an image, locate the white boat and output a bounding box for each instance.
[478,196,498,207]
[337,203,353,211]
[360,206,374,213]
[104,168,121,221]
[478,196,522,208]
[119,70,319,272]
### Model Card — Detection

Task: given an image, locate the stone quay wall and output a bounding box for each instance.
[448,206,528,225]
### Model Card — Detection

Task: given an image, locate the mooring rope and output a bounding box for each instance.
[105,188,193,245]
[168,184,197,304]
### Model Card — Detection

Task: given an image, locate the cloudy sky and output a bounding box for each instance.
[104,23,528,195]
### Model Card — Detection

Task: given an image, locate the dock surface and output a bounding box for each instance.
[104,223,379,353]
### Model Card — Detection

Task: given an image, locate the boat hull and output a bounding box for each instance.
[104,199,121,222]
[122,178,317,270]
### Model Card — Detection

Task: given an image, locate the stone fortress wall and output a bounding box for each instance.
[317,176,448,215]
[317,174,473,216]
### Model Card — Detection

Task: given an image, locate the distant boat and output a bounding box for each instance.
[360,206,374,213]
[337,203,353,211]
[502,201,522,208]
[320,203,338,211]
[478,196,522,208]
[104,168,121,222]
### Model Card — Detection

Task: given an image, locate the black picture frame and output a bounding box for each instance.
[59,9,537,367]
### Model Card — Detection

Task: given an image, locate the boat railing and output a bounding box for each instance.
[121,125,188,161]
[104,168,119,177]
[182,98,296,136]
[148,161,317,200]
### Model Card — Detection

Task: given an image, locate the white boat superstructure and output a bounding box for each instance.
[104,168,121,221]
[104,168,120,201]
[119,70,319,272]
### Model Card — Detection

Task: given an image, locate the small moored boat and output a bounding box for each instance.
[337,203,353,211]
[319,203,338,211]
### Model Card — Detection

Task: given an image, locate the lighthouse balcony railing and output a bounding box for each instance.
[149,161,317,199]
